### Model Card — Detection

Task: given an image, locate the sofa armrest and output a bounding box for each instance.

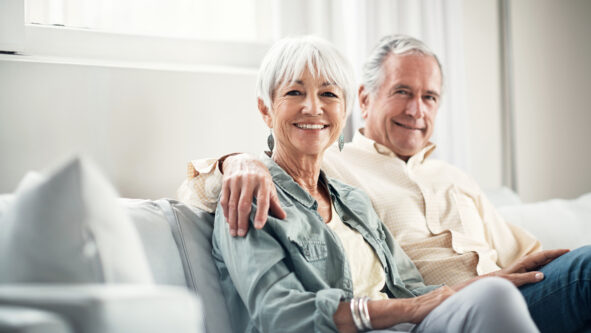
[0,285,204,333]
[0,305,72,333]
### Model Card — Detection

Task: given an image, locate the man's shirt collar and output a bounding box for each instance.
[352,128,436,165]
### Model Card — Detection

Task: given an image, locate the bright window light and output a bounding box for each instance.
[26,0,273,42]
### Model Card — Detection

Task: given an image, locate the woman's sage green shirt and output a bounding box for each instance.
[212,155,439,333]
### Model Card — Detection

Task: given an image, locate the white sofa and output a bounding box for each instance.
[0,158,589,333]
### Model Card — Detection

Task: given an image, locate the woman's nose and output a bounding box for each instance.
[302,95,322,115]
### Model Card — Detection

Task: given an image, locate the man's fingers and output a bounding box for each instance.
[226,177,241,237]
[507,271,544,287]
[269,188,287,220]
[521,248,570,270]
[220,179,230,222]
[236,181,255,237]
[254,186,270,229]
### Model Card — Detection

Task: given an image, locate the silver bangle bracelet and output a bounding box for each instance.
[359,296,373,330]
[350,298,364,331]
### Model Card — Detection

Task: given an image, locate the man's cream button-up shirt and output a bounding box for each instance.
[321,130,541,285]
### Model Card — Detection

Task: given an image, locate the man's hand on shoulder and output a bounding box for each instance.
[220,153,286,237]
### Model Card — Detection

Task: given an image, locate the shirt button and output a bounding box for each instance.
[342,216,349,221]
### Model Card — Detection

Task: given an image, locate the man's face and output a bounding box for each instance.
[360,53,442,161]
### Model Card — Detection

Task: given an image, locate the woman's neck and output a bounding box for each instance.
[272,147,323,193]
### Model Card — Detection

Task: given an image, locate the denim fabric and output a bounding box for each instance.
[212,155,439,333]
[519,245,591,333]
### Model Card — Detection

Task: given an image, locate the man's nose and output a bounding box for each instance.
[302,95,322,115]
[405,96,425,119]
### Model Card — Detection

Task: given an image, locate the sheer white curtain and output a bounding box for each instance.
[273,0,469,171]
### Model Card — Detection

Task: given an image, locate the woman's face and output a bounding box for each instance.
[261,70,346,159]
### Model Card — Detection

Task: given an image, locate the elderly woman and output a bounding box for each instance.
[211,36,538,333]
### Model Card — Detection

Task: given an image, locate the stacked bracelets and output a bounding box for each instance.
[350,296,373,332]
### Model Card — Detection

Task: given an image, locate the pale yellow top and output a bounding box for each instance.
[177,130,542,286]
[327,207,388,300]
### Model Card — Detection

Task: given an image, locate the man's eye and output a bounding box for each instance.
[395,90,409,95]
[286,90,302,96]
[321,91,338,98]
[425,95,437,102]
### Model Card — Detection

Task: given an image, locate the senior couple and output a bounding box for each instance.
[179,35,590,332]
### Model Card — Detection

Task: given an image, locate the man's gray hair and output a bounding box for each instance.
[361,34,443,94]
[256,36,356,116]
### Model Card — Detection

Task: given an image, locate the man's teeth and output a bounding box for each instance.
[296,124,325,129]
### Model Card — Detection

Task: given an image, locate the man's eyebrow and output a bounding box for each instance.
[393,84,440,97]
[426,89,440,97]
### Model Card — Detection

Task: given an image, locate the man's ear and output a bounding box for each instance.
[358,85,370,120]
[258,98,273,128]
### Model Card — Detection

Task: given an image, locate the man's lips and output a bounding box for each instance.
[393,120,424,131]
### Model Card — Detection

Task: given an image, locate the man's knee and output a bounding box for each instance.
[559,246,591,280]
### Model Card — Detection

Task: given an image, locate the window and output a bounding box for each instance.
[26,0,273,43]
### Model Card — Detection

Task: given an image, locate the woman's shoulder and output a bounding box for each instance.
[325,175,372,204]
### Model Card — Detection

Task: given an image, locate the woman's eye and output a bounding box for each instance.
[286,90,302,96]
[321,91,338,98]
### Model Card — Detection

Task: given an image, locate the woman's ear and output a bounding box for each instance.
[258,98,273,128]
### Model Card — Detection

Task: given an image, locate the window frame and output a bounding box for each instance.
[1,1,270,69]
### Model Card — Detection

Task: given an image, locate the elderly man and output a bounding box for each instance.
[178,35,590,333]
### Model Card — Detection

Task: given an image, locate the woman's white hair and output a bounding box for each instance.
[256,35,356,116]
[361,34,443,95]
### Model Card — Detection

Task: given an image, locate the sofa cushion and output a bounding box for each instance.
[0,157,153,284]
[498,192,591,250]
[154,199,231,333]
[0,305,72,333]
[121,198,187,287]
[0,285,203,333]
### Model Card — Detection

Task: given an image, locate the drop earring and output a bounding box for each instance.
[267,129,275,152]
[338,133,344,152]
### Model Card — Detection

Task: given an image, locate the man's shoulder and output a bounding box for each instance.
[424,158,482,190]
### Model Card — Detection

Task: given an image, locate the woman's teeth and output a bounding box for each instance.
[295,124,326,129]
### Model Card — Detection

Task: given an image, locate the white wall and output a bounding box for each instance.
[462,0,591,202]
[0,58,267,199]
[510,0,591,202]
[462,0,503,190]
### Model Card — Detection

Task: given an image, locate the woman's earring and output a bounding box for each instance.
[267,130,275,151]
[338,133,344,152]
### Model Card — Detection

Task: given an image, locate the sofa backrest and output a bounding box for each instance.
[0,195,231,333]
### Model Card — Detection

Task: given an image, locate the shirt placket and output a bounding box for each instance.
[406,159,441,235]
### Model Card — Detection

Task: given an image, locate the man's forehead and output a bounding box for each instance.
[382,53,442,91]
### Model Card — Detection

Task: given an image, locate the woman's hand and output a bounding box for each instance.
[403,286,456,323]
[220,154,286,236]
[334,286,455,332]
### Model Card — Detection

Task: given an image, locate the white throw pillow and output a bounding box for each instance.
[0,157,153,284]
[498,193,591,250]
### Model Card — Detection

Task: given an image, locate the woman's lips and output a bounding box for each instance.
[294,123,329,130]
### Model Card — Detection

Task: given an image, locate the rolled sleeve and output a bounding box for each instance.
[176,158,223,213]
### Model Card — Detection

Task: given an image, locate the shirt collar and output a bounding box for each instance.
[352,128,437,165]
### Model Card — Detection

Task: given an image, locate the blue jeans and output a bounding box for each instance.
[519,245,591,333]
